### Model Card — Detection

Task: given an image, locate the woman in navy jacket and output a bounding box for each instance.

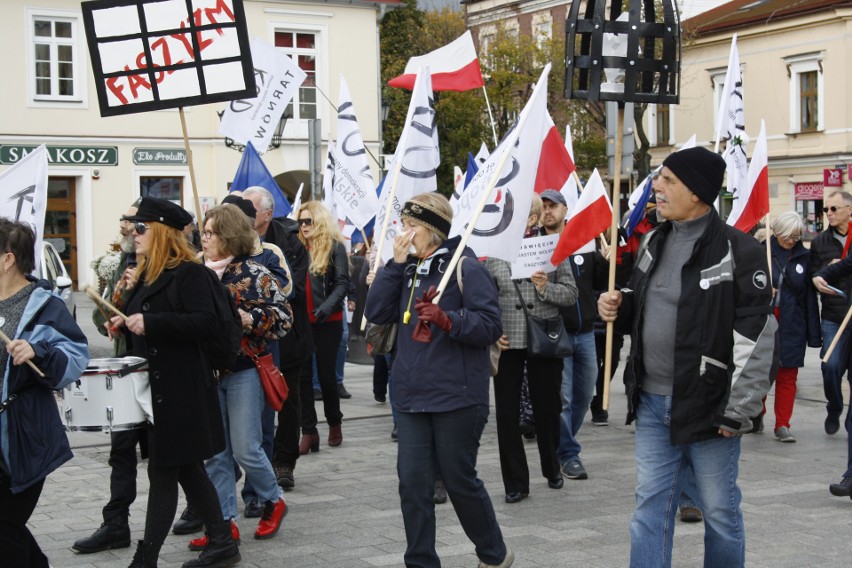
[365,193,513,568]
[768,212,821,442]
[0,219,89,567]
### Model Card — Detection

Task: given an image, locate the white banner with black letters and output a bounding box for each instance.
[0,145,49,273]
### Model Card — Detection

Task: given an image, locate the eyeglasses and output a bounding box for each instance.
[133,222,149,235]
[780,233,802,242]
[298,218,313,227]
[201,230,217,240]
[823,206,850,213]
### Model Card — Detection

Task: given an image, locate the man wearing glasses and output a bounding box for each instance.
[810,190,852,436]
[73,198,147,555]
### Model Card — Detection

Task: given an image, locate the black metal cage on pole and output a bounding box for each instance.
[565,0,682,104]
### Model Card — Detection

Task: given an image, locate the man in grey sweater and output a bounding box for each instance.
[598,147,775,567]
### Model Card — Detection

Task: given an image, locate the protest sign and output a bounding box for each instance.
[219,37,306,153]
[82,0,255,117]
[0,146,49,272]
[510,233,559,279]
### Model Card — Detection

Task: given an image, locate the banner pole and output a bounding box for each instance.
[765,212,772,287]
[316,84,383,170]
[481,85,499,147]
[179,107,202,223]
[602,107,624,412]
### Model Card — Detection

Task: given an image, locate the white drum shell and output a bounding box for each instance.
[61,357,148,432]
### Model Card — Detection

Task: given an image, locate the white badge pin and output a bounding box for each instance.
[699,279,710,290]
[574,255,584,266]
[796,264,804,274]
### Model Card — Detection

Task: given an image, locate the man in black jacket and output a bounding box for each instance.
[598,147,775,567]
[243,187,313,491]
[809,190,852,435]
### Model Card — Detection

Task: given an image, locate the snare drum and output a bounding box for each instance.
[61,357,148,432]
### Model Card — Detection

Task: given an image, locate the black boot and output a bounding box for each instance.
[72,519,131,553]
[128,540,160,568]
[173,506,204,535]
[182,520,241,567]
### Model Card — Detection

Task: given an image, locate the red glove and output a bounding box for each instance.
[412,286,452,343]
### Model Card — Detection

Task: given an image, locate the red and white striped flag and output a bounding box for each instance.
[550,169,612,265]
[388,31,484,92]
[728,120,769,233]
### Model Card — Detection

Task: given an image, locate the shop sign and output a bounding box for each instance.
[794,182,823,200]
[133,148,188,166]
[824,168,844,187]
[0,145,118,166]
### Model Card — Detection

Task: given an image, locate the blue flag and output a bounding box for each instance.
[230,141,291,218]
[624,173,654,238]
[463,152,479,189]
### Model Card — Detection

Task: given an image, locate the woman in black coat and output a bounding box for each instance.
[111,197,236,568]
[768,211,821,443]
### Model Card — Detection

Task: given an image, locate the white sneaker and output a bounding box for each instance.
[477,545,514,567]
[774,426,796,443]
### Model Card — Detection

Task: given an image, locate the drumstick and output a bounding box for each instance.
[0,329,45,377]
[84,285,129,320]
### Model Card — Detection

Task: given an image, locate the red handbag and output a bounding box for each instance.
[253,353,289,411]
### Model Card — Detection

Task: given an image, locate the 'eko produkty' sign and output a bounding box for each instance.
[81,0,256,117]
[133,148,187,165]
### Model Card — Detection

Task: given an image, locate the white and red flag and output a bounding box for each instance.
[728,120,769,233]
[450,64,555,261]
[715,35,749,202]
[551,169,612,265]
[388,31,484,92]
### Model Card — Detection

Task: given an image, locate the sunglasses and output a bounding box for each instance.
[823,206,850,213]
[298,218,313,227]
[133,222,150,235]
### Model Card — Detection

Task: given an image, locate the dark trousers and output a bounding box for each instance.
[590,331,624,416]
[396,406,507,568]
[373,353,390,399]
[0,476,48,568]
[493,349,563,494]
[301,320,343,433]
[274,349,310,467]
[103,428,144,523]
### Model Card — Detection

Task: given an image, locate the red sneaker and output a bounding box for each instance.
[254,498,287,540]
[188,518,240,551]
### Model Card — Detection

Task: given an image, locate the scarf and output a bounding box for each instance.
[205,256,234,280]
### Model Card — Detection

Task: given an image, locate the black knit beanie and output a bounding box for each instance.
[662,147,726,205]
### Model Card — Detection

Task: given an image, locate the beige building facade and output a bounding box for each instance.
[648,0,852,240]
[0,0,397,288]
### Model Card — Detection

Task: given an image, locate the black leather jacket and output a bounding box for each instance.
[308,241,350,322]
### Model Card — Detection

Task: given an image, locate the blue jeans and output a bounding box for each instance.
[820,319,851,419]
[205,367,281,519]
[396,406,507,568]
[558,331,597,464]
[630,392,745,568]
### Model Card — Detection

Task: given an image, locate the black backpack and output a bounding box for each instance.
[169,267,243,373]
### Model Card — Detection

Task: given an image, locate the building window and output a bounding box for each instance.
[656,104,671,146]
[800,71,818,132]
[785,52,824,134]
[274,31,317,120]
[29,14,81,102]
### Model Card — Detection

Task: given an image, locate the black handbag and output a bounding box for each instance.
[365,322,398,356]
[513,281,573,359]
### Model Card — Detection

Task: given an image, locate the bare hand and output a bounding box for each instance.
[6,339,35,367]
[497,334,510,351]
[238,308,253,330]
[812,276,835,295]
[125,313,145,336]
[106,315,125,339]
[597,291,622,322]
[718,428,740,438]
[393,230,415,263]
[530,270,548,291]
[366,271,376,286]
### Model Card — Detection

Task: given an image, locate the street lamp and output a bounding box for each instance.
[216,110,291,153]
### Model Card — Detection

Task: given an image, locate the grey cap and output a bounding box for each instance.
[540,189,567,206]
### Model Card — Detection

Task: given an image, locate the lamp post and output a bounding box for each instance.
[565,0,682,410]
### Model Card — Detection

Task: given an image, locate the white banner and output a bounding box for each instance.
[450,64,551,262]
[0,145,49,274]
[219,38,306,153]
[376,67,439,263]
[332,75,379,229]
[510,233,559,279]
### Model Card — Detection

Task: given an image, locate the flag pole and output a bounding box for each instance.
[602,107,624,412]
[179,107,203,224]
[316,84,383,171]
[481,86,499,147]
[765,212,772,287]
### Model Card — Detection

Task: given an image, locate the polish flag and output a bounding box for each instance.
[534,126,576,195]
[388,31,484,92]
[728,120,769,233]
[551,169,612,265]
